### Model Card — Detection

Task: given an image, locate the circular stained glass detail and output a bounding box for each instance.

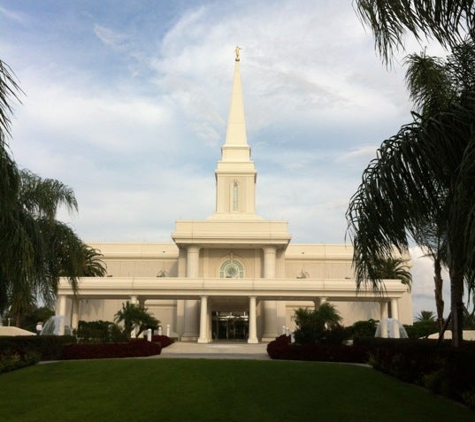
[220,259,244,278]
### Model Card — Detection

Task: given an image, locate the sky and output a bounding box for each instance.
[1,0,457,320]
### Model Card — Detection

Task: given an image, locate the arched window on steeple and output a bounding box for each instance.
[232,180,239,211]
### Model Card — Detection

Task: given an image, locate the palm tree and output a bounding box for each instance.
[371,257,412,290]
[79,244,107,277]
[114,301,159,340]
[346,41,475,347]
[353,0,475,65]
[0,59,91,318]
[415,310,436,323]
[0,59,22,312]
[293,302,343,344]
[404,51,454,333]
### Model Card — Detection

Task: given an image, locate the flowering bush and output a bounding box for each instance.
[151,335,174,348]
[267,335,369,363]
[63,339,161,360]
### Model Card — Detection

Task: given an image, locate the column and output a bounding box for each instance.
[198,296,209,343]
[263,247,276,278]
[186,245,200,278]
[57,295,67,316]
[71,298,80,330]
[129,296,138,338]
[390,299,399,320]
[183,246,201,341]
[182,300,200,341]
[248,296,258,344]
[56,295,68,336]
[380,301,389,320]
[314,297,327,310]
[262,247,278,341]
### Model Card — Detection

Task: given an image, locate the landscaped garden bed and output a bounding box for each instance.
[63,338,162,359]
[267,334,369,363]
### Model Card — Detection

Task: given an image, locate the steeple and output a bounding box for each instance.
[224,46,248,149]
[210,48,260,220]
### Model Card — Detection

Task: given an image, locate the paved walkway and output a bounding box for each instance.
[159,341,270,360]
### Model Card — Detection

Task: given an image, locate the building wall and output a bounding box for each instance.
[70,241,412,334]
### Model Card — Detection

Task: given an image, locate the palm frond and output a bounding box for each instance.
[354,0,475,63]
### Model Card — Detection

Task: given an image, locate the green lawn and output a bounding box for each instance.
[0,359,472,422]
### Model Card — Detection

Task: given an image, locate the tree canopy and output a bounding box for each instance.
[346,40,475,346]
[0,59,105,323]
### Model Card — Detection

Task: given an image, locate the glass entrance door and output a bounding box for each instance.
[212,311,249,340]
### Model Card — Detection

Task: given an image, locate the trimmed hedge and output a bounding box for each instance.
[0,335,76,372]
[0,335,76,361]
[354,337,475,409]
[267,335,369,363]
[76,320,127,344]
[0,350,40,374]
[62,339,162,360]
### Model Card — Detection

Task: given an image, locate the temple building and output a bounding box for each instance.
[57,50,412,342]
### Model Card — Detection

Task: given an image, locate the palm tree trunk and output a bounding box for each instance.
[433,257,445,332]
[450,270,464,347]
[15,313,22,328]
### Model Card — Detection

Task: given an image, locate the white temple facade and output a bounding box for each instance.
[57,51,412,343]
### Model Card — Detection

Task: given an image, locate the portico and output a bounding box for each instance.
[57,277,408,343]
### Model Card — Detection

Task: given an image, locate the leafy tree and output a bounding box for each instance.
[293,303,347,344]
[21,306,55,333]
[114,301,159,340]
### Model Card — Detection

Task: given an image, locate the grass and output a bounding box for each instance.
[0,359,473,422]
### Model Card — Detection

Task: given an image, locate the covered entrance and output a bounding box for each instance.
[212,311,249,340]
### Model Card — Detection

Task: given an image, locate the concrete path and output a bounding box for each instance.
[159,341,270,360]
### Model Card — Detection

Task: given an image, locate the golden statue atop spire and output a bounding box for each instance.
[235,46,241,61]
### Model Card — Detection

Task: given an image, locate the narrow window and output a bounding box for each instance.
[233,180,239,211]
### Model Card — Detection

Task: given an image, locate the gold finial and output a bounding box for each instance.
[235,46,241,61]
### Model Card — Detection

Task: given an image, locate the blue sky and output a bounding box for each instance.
[1,0,451,319]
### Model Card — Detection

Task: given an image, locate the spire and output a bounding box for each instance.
[224,46,248,147]
[211,47,258,219]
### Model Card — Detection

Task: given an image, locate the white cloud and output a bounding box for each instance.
[0,5,29,24]
[2,0,455,318]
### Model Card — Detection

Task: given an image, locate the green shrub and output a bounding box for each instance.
[0,350,40,373]
[293,304,349,345]
[267,334,369,363]
[350,319,378,338]
[462,388,475,410]
[0,335,76,362]
[359,337,475,408]
[404,320,439,339]
[76,320,127,343]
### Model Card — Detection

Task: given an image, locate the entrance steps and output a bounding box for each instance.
[160,341,269,359]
